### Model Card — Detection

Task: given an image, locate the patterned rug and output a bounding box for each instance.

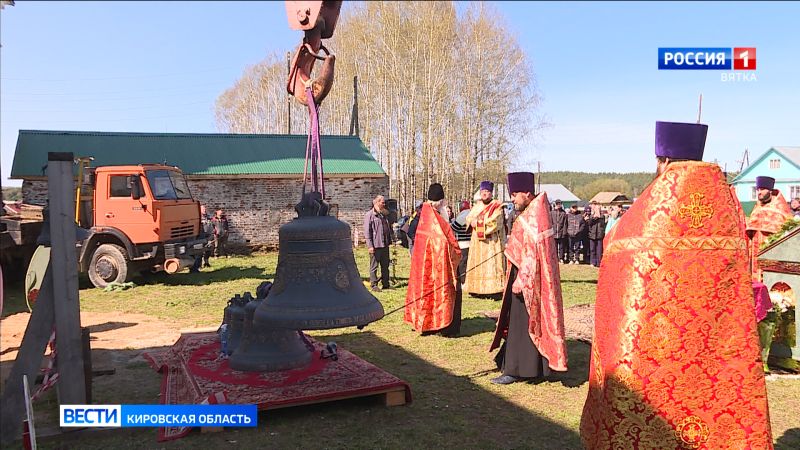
[480,303,595,344]
[143,332,412,441]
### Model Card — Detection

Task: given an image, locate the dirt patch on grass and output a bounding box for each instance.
[2,311,193,359]
[480,303,595,343]
[1,311,212,395]
[1,311,212,442]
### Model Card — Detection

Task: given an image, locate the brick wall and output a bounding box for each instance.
[21,180,49,206]
[22,175,389,250]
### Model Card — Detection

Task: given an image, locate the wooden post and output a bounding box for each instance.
[0,268,56,445]
[81,328,93,404]
[47,152,87,406]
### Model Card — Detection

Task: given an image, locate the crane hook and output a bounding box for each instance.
[287,41,336,106]
[285,1,341,106]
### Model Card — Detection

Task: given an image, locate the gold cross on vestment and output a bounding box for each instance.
[678,193,714,229]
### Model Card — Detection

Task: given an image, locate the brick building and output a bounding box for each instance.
[11,130,388,250]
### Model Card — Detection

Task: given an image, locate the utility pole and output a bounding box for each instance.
[0,0,13,212]
[349,75,359,137]
[286,51,292,134]
[737,148,750,173]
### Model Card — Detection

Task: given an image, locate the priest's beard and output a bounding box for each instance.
[758,192,772,205]
[481,198,492,205]
[655,162,666,178]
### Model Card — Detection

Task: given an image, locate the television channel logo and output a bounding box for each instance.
[60,405,121,427]
[60,404,258,428]
[658,47,756,71]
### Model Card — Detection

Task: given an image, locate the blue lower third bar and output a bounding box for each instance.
[121,404,258,427]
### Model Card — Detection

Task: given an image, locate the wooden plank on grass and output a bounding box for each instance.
[383,389,407,407]
[47,153,86,406]
[261,385,409,410]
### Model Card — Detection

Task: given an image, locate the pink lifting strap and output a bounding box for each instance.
[301,86,325,199]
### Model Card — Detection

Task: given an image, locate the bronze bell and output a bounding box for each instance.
[254,193,385,330]
[229,297,312,372]
[226,294,249,355]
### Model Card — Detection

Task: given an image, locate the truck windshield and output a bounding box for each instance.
[145,170,193,200]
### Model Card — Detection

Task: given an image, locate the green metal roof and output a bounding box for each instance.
[11,130,386,178]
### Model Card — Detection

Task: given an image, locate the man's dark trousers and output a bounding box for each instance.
[370,247,390,289]
[555,237,569,263]
[569,236,582,263]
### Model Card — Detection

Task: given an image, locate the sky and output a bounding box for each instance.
[2,1,799,188]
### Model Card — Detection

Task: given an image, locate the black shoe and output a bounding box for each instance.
[490,375,523,385]
[382,285,391,290]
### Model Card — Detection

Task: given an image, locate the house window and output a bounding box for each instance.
[751,186,758,200]
[769,159,781,169]
[790,185,800,199]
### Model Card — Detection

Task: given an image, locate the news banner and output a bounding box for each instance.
[60,405,257,428]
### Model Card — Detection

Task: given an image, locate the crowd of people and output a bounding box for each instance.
[372,119,782,448]
[550,201,626,267]
[181,116,793,448]
[377,176,564,381]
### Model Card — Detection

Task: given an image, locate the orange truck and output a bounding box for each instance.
[2,163,209,289]
[76,164,209,288]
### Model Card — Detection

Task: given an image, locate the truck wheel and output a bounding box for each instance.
[88,244,130,288]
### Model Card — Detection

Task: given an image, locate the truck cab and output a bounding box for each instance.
[80,165,208,288]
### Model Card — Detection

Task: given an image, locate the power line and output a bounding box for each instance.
[1,89,221,103]
[0,67,232,82]
[1,80,227,97]
[4,100,211,114]
[10,110,213,124]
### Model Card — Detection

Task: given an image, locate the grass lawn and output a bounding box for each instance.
[2,246,798,449]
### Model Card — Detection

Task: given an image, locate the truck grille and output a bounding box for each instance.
[170,225,194,239]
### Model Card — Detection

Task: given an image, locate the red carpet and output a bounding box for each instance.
[143,332,412,441]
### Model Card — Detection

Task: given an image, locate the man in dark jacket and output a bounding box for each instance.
[581,206,591,264]
[587,202,606,267]
[450,201,473,286]
[364,195,393,291]
[549,199,569,264]
[191,205,214,271]
[406,200,424,256]
[212,209,230,258]
[566,205,587,264]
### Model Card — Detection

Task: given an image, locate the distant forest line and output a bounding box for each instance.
[537,170,739,201]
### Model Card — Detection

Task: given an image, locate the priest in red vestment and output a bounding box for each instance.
[746,175,794,281]
[404,183,463,336]
[489,172,568,385]
[580,121,773,449]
